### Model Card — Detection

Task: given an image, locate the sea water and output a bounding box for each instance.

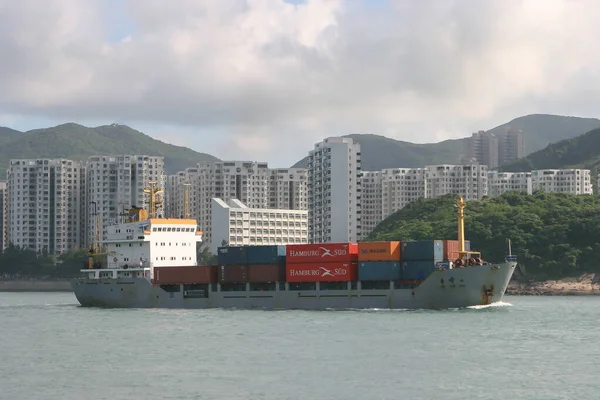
[1,293,599,400]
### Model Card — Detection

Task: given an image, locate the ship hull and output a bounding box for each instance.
[71,261,516,310]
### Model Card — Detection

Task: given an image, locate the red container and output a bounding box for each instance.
[286,243,358,263]
[248,264,285,283]
[153,266,217,285]
[443,240,472,261]
[286,262,358,283]
[443,240,460,261]
[218,264,248,283]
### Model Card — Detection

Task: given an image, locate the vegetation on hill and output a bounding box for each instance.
[500,127,600,181]
[292,114,600,171]
[367,191,600,279]
[0,246,87,279]
[489,114,600,156]
[0,123,219,177]
[293,134,465,170]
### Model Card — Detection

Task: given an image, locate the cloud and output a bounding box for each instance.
[1,0,600,166]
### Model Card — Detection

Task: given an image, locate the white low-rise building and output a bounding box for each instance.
[532,169,592,194]
[165,161,308,250]
[210,198,308,254]
[488,171,533,197]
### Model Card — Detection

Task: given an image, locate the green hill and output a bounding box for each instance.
[367,192,600,279]
[0,123,219,176]
[293,134,465,170]
[292,114,600,170]
[292,134,466,169]
[490,114,600,155]
[500,127,600,177]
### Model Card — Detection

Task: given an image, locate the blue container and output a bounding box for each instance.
[246,245,286,265]
[358,261,401,281]
[217,246,248,265]
[400,240,444,261]
[401,260,443,281]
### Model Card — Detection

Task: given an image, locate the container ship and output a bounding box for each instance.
[72,187,517,310]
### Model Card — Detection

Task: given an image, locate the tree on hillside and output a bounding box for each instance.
[368,191,600,279]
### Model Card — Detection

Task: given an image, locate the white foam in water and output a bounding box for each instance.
[467,301,513,310]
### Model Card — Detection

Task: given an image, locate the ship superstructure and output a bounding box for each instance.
[82,183,203,280]
[73,194,517,310]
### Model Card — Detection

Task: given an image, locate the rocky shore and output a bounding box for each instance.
[507,273,600,296]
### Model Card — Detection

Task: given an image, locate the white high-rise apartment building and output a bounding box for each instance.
[269,168,308,211]
[467,131,499,169]
[86,155,165,244]
[211,198,308,253]
[488,172,532,197]
[167,162,308,250]
[360,171,382,237]
[308,137,361,243]
[381,168,427,219]
[467,128,525,168]
[426,164,488,201]
[165,167,200,219]
[532,169,592,194]
[0,180,7,249]
[499,128,525,165]
[6,159,85,254]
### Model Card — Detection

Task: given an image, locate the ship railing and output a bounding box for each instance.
[116,261,152,269]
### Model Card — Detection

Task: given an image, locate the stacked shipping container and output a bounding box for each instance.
[285,243,359,282]
[217,245,286,284]
[401,240,444,281]
[153,240,474,287]
[358,241,402,282]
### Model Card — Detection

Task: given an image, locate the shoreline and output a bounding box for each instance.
[0,280,72,292]
[507,275,600,296]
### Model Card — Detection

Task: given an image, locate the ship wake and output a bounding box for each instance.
[467,301,513,310]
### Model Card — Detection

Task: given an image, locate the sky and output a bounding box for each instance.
[1,0,600,167]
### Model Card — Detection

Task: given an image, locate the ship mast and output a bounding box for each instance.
[88,201,102,269]
[457,196,466,254]
[143,181,164,219]
[456,195,481,261]
[183,183,191,219]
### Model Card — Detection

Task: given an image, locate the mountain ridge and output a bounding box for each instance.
[292,114,600,170]
[0,123,220,176]
[500,127,600,182]
[2,113,600,179]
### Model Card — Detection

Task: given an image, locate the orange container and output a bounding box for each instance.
[358,241,401,261]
